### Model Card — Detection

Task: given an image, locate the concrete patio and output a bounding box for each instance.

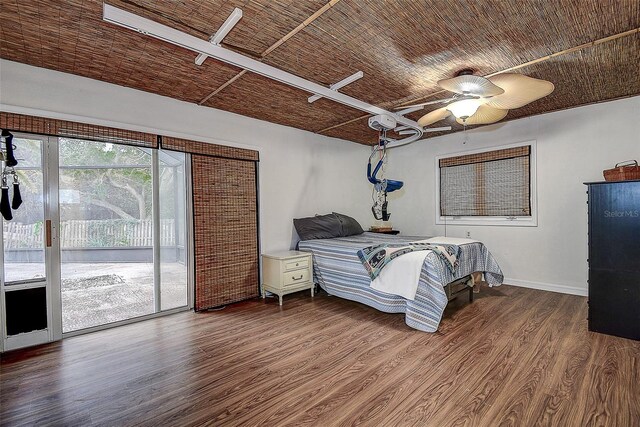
[7,262,188,333]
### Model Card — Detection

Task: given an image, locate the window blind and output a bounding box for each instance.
[1,113,261,161]
[161,136,258,161]
[192,155,259,310]
[0,112,157,148]
[439,145,531,217]
[167,139,260,310]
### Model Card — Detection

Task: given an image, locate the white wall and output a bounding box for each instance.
[0,59,372,253]
[386,96,640,295]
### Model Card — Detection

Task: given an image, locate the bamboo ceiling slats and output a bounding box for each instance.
[264,0,640,108]
[1,0,639,145]
[324,31,640,145]
[202,72,364,133]
[505,32,640,121]
[198,0,342,105]
[221,0,329,56]
[1,0,243,104]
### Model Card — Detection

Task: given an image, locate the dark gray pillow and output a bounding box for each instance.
[333,212,364,237]
[294,214,343,241]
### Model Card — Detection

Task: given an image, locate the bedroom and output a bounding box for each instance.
[1,0,639,425]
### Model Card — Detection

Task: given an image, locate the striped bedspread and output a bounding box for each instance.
[298,232,504,332]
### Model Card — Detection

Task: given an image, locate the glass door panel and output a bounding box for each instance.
[3,138,46,284]
[1,134,56,352]
[59,138,154,332]
[158,150,188,310]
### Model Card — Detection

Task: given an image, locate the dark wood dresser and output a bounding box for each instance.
[585,180,640,340]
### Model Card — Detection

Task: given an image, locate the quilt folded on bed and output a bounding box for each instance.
[357,241,460,280]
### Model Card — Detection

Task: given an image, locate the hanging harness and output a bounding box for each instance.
[0,130,22,221]
[367,131,403,221]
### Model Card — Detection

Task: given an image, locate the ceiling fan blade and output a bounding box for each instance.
[456,105,508,125]
[438,75,504,97]
[418,107,451,127]
[486,73,554,109]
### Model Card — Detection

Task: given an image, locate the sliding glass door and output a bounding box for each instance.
[1,134,191,349]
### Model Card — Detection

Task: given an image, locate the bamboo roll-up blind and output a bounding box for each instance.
[439,146,530,168]
[192,154,259,310]
[440,145,531,217]
[0,112,158,148]
[162,136,258,161]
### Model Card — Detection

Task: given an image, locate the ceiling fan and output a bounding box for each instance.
[402,70,554,127]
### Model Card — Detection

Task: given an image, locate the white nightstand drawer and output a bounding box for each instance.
[284,257,309,271]
[283,269,310,287]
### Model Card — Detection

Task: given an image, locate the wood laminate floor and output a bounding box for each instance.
[1,285,639,426]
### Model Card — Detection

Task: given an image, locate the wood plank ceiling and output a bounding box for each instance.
[1,1,639,145]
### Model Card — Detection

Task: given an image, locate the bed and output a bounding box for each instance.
[298,232,504,332]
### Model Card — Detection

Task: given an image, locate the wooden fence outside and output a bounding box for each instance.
[3,219,177,249]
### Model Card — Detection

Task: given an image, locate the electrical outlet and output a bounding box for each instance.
[466,231,471,238]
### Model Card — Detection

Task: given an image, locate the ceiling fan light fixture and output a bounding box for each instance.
[438,74,505,97]
[447,99,483,120]
[455,105,509,125]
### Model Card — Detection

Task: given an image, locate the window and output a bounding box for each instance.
[436,142,536,226]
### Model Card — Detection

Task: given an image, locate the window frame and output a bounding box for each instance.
[435,140,538,227]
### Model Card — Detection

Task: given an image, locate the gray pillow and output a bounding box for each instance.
[294,214,343,241]
[333,212,364,236]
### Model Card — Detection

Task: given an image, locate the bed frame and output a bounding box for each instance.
[444,274,475,303]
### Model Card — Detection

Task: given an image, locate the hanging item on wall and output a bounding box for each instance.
[0,129,21,220]
[11,173,22,210]
[367,129,404,221]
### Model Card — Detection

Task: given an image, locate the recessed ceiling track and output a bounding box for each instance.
[102,3,427,148]
[195,7,243,66]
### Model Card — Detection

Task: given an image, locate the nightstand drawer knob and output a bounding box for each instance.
[296,262,299,266]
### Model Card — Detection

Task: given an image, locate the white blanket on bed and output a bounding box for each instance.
[370,240,430,300]
[369,236,479,300]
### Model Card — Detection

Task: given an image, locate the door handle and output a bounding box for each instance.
[45,220,52,247]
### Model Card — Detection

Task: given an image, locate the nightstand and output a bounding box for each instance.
[369,229,400,235]
[262,251,314,305]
